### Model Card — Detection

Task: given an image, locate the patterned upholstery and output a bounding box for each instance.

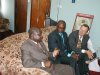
[0,26,56,75]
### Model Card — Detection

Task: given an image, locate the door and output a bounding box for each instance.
[30,0,51,28]
[15,0,28,33]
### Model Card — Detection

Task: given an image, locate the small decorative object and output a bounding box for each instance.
[72,0,75,3]
[0,18,9,32]
[72,13,94,31]
[45,12,50,27]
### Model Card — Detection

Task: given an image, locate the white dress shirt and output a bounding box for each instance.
[79,35,96,53]
[29,39,38,44]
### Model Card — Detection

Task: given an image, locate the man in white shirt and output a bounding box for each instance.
[69,24,96,75]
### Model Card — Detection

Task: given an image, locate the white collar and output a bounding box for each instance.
[79,35,83,41]
[29,39,37,44]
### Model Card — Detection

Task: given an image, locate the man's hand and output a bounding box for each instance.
[72,53,79,60]
[53,48,60,57]
[85,50,94,59]
[44,60,52,68]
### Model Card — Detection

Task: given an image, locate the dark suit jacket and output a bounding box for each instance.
[21,39,75,75]
[69,30,97,75]
[69,30,96,60]
[69,30,90,54]
[48,30,71,54]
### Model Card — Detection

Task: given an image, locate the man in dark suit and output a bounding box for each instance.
[48,20,80,75]
[69,24,96,75]
[21,27,75,75]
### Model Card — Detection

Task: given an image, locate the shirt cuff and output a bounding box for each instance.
[81,49,86,53]
[53,52,55,57]
[41,62,45,67]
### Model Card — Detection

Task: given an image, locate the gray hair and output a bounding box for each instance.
[28,27,41,38]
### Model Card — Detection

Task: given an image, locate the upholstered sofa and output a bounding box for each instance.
[0,26,56,75]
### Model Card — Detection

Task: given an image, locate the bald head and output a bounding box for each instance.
[29,27,42,42]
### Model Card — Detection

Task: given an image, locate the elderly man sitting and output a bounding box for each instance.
[21,27,75,75]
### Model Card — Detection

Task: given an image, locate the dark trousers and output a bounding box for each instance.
[58,54,80,75]
[41,64,75,75]
[78,53,89,75]
[77,53,97,75]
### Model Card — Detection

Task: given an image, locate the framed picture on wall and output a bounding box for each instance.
[72,13,94,31]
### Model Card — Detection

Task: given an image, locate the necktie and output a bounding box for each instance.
[60,33,64,45]
[77,36,82,48]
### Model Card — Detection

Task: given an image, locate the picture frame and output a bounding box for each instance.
[72,13,94,31]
